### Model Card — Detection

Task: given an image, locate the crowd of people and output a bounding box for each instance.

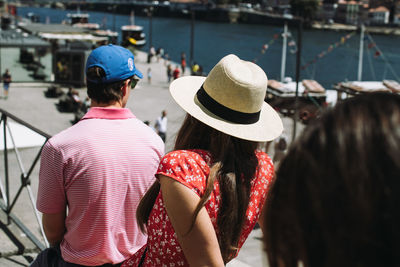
[146,47,205,83]
[30,44,400,267]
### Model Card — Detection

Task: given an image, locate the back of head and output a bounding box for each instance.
[85,44,142,104]
[265,92,400,267]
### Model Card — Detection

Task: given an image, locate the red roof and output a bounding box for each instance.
[369,6,389,13]
[170,0,203,2]
[338,0,361,5]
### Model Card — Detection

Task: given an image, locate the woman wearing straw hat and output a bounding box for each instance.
[122,54,283,267]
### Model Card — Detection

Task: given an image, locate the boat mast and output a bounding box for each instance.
[130,10,135,26]
[357,24,365,81]
[280,22,288,82]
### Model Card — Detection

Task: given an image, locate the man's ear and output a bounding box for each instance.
[122,80,129,96]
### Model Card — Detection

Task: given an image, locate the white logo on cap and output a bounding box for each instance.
[128,58,134,71]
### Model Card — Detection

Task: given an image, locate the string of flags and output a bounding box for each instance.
[253,30,298,63]
[365,37,381,58]
[253,30,383,71]
[301,32,356,70]
[365,32,400,81]
[253,32,281,63]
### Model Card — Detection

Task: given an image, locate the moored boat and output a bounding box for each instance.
[67,12,89,24]
[65,11,101,31]
[121,25,146,48]
[334,80,400,95]
[266,78,327,124]
[265,22,327,124]
[333,25,400,101]
[93,29,118,44]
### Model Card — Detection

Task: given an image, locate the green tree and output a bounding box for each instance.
[215,0,229,5]
[290,0,320,22]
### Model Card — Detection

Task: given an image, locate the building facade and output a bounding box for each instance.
[335,0,369,24]
[368,6,390,24]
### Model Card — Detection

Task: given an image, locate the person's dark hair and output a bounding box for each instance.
[265,92,400,267]
[86,66,131,104]
[137,114,259,263]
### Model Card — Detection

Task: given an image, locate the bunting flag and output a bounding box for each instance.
[261,44,269,54]
[365,33,400,81]
[253,30,283,62]
[301,32,356,70]
[365,38,382,58]
[253,29,299,63]
[287,32,298,54]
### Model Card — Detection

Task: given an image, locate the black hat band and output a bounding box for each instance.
[196,85,261,124]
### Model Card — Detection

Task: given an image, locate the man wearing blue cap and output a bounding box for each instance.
[32,45,165,266]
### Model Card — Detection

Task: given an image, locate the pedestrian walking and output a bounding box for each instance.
[163,52,170,66]
[2,69,12,99]
[148,46,156,63]
[173,65,180,80]
[156,47,164,62]
[154,110,167,142]
[181,52,187,75]
[147,67,152,84]
[167,64,173,83]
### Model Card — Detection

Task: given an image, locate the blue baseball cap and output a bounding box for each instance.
[86,44,143,84]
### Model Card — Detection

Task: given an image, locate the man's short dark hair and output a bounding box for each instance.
[86,66,132,104]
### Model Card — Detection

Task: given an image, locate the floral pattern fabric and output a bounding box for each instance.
[122,149,274,267]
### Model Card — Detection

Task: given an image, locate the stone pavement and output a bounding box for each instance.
[0,50,303,266]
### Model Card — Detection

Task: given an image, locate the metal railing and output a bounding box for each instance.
[0,108,51,251]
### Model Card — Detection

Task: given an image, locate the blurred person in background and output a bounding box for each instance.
[264,92,400,267]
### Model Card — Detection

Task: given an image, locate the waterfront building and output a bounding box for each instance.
[395,1,400,23]
[395,13,400,25]
[335,0,369,24]
[318,3,337,22]
[368,6,389,24]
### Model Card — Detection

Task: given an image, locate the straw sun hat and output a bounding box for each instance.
[170,54,283,142]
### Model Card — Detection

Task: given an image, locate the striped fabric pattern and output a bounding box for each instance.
[37,107,164,266]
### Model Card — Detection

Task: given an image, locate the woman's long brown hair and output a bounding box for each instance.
[137,114,259,263]
[265,92,400,267]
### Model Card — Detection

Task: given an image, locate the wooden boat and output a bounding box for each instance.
[266,78,327,124]
[333,80,400,95]
[265,23,328,124]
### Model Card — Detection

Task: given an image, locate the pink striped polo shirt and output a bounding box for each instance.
[37,107,164,266]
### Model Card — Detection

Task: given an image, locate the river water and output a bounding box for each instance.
[17,6,400,88]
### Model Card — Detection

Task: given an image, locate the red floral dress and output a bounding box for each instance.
[122,149,274,267]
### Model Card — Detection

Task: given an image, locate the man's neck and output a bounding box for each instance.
[91,100,124,109]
